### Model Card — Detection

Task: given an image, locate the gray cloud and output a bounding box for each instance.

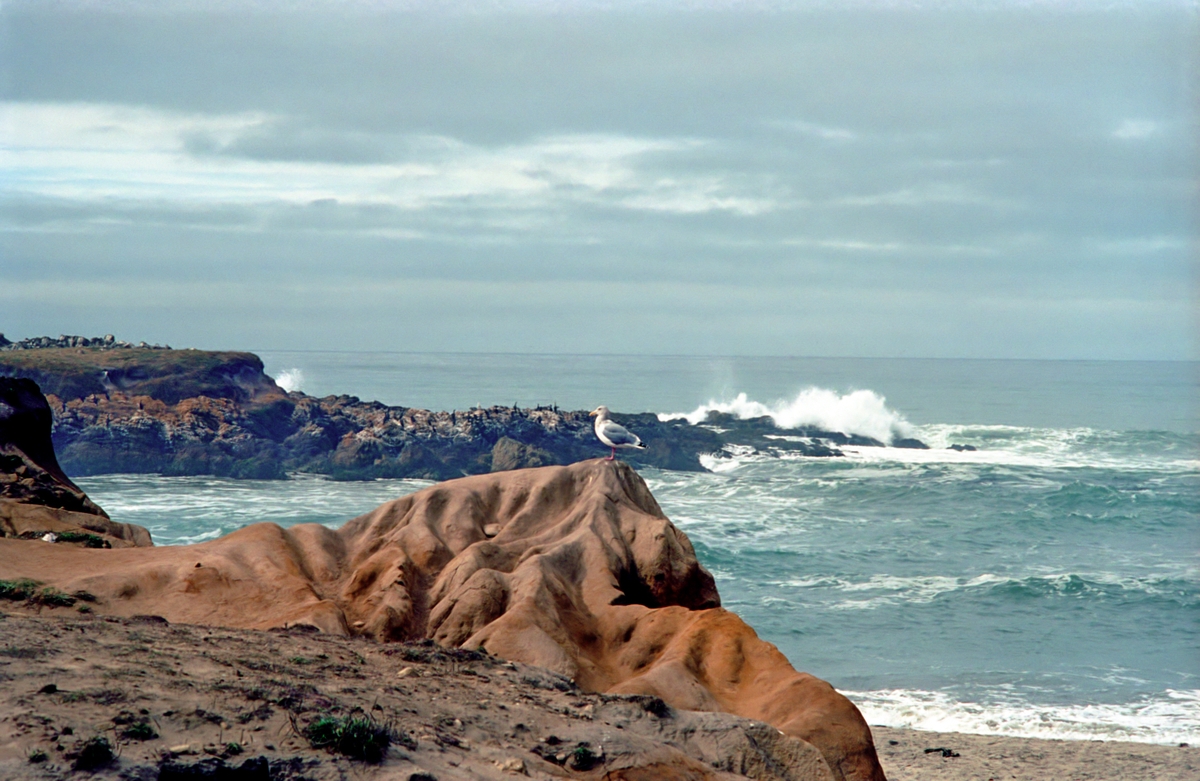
[1,3,1196,358]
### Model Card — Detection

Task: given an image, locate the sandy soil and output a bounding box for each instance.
[872,726,1197,780]
[2,608,1195,781]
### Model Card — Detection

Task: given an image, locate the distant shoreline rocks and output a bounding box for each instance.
[0,338,933,481]
[0,333,172,352]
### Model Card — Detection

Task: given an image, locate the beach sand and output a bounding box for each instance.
[873,725,1198,781]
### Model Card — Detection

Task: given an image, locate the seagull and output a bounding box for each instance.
[589,405,646,461]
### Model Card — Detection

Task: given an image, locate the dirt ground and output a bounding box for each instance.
[1,608,1195,781]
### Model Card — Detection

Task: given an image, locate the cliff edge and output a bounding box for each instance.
[0,377,151,547]
[0,459,885,781]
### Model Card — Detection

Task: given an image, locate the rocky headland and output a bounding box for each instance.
[0,336,927,482]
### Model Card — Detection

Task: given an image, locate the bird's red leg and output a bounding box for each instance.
[608,447,616,461]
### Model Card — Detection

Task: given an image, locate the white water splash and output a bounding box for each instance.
[275,368,305,393]
[847,687,1200,745]
[659,388,914,444]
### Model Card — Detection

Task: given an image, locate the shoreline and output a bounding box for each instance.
[871,725,1198,781]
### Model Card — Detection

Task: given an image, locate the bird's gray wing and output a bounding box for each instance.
[599,420,641,446]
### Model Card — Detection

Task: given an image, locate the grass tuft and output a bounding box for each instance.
[121,721,158,741]
[56,532,111,549]
[0,579,40,601]
[37,587,77,608]
[28,748,48,764]
[304,714,393,763]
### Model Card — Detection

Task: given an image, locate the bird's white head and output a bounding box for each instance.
[589,405,610,418]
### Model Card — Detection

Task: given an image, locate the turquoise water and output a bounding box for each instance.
[75,355,1199,744]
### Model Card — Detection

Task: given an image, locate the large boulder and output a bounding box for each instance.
[0,377,151,547]
[0,459,885,780]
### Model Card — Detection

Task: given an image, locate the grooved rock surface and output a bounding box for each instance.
[0,460,886,781]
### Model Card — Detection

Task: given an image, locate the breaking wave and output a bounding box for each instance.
[274,368,305,393]
[659,388,914,444]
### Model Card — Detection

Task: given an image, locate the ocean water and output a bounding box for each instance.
[75,354,1198,745]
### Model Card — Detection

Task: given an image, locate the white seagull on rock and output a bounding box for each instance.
[589,405,646,461]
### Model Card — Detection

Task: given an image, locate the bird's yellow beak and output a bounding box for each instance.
[588,410,598,417]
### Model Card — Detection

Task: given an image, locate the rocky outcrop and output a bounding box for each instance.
[0,377,104,515]
[1,340,926,481]
[0,344,276,404]
[0,332,171,351]
[0,377,152,547]
[0,459,885,781]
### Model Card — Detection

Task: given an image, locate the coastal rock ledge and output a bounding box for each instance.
[0,459,885,781]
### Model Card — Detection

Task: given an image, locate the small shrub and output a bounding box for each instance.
[37,588,76,607]
[569,744,599,771]
[56,532,111,549]
[0,579,40,601]
[121,721,158,741]
[73,736,114,771]
[224,741,243,756]
[304,715,392,763]
[28,748,48,764]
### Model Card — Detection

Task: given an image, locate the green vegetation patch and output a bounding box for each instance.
[37,587,77,607]
[303,715,394,763]
[0,579,41,601]
[0,579,79,608]
[57,532,111,549]
[120,721,158,741]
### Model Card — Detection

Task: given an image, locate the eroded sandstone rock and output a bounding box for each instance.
[0,460,885,780]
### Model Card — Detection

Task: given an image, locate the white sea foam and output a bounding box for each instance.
[659,388,914,444]
[274,368,305,393]
[846,687,1200,745]
[772,571,1198,611]
[840,424,1200,472]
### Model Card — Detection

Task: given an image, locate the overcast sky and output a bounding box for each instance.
[2,0,1196,359]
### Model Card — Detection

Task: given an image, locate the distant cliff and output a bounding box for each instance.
[1,337,925,481]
